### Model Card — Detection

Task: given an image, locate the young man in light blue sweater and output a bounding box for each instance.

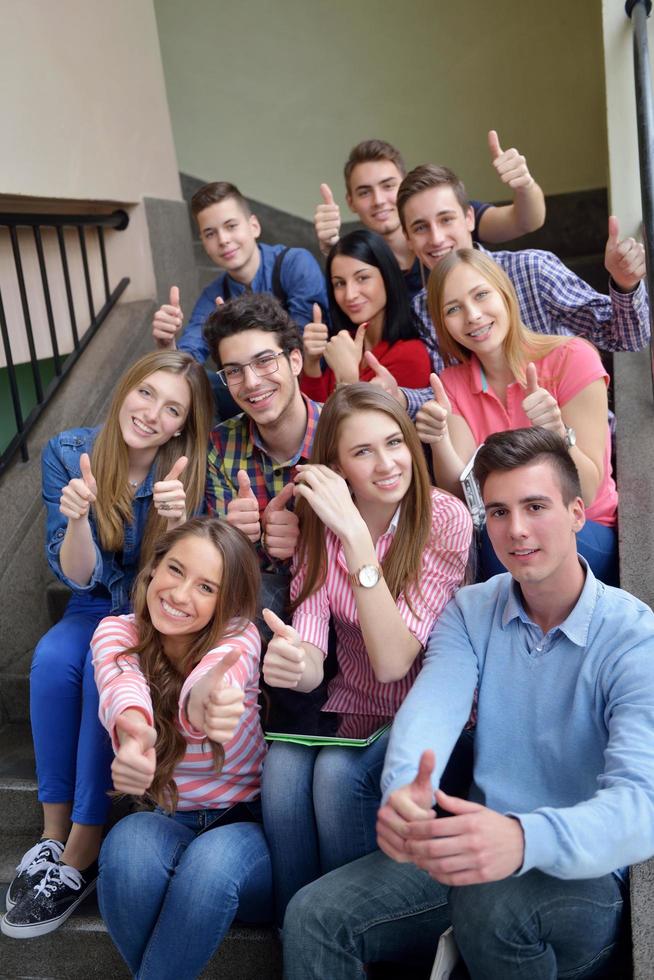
[282,427,654,980]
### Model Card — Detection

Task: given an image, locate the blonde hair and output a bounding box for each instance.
[91,350,214,565]
[427,249,570,383]
[122,518,260,812]
[292,384,432,612]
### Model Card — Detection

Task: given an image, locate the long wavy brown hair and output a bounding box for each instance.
[121,518,260,812]
[292,384,432,613]
[91,350,214,567]
[427,249,573,383]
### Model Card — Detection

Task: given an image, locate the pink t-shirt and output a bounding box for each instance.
[440,337,617,527]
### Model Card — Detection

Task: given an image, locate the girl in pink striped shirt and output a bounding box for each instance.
[260,385,472,921]
[92,518,272,979]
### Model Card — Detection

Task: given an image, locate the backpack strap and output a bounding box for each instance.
[271,247,290,307]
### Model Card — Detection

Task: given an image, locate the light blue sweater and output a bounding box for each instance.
[381,562,654,879]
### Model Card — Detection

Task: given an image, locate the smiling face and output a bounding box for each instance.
[403,186,475,270]
[439,262,509,360]
[147,534,223,658]
[335,409,413,516]
[196,198,261,282]
[346,160,404,237]
[483,461,585,589]
[118,370,191,460]
[330,254,387,330]
[217,327,303,428]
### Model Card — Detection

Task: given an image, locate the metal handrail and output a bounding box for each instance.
[0,208,130,474]
[626,0,654,395]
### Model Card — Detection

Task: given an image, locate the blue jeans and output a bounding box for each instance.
[98,806,273,980]
[479,520,619,586]
[283,849,627,980]
[261,733,389,924]
[30,593,115,824]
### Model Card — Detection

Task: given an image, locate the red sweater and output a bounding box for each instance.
[301,338,431,402]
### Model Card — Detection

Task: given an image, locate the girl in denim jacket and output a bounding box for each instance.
[2,350,213,940]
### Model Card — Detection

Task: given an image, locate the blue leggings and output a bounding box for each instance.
[479,519,619,586]
[30,593,115,825]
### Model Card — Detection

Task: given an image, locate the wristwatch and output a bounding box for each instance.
[563,425,576,448]
[348,564,383,589]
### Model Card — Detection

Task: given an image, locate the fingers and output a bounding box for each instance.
[152,286,183,349]
[262,607,300,643]
[79,453,97,496]
[320,183,335,206]
[237,469,255,500]
[163,456,188,482]
[202,686,245,743]
[215,295,225,307]
[434,788,483,816]
[169,285,180,307]
[524,362,539,395]
[487,129,502,160]
[604,215,646,290]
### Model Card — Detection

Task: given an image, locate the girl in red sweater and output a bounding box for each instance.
[301,229,430,400]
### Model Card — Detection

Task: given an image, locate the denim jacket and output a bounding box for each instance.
[43,427,155,612]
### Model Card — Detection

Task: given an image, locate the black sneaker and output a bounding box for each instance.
[1,860,98,939]
[5,838,65,911]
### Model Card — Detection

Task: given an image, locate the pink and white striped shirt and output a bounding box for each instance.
[92,615,267,810]
[292,488,472,717]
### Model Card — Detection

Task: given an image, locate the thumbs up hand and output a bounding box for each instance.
[604,215,646,292]
[415,374,452,445]
[314,182,342,255]
[187,647,246,744]
[364,351,405,406]
[488,130,534,190]
[520,362,564,435]
[152,285,183,349]
[261,608,307,688]
[302,304,330,376]
[324,327,366,384]
[377,749,436,863]
[60,452,97,520]
[226,470,261,542]
[153,456,188,523]
[112,711,157,796]
[261,482,299,560]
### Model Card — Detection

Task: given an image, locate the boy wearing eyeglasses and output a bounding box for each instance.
[203,293,321,569]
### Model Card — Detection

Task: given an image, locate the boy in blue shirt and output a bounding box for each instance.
[282,427,654,979]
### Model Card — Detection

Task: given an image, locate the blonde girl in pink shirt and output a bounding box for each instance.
[92,518,272,979]
[417,248,618,583]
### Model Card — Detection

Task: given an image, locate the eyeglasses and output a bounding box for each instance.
[216,351,288,388]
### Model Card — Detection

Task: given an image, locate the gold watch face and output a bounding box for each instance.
[359,565,380,588]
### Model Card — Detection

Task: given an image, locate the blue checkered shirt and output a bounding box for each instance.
[404,245,650,417]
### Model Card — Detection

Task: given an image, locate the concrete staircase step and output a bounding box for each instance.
[0,723,40,838]
[0,652,30,726]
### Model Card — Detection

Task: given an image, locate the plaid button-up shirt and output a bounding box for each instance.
[404,244,650,417]
[205,394,322,568]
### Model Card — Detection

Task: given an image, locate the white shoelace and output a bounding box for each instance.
[15,839,64,876]
[34,864,83,898]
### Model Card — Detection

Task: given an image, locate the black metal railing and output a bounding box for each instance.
[626,0,654,395]
[0,208,130,473]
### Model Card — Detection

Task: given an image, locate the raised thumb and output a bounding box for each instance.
[312,302,323,324]
[607,215,620,248]
[210,647,242,690]
[430,373,449,409]
[237,469,255,499]
[524,361,539,395]
[414,749,436,795]
[267,481,294,512]
[354,321,368,350]
[115,713,156,753]
[169,285,180,308]
[262,607,299,643]
[488,129,502,161]
[80,453,97,496]
[164,456,188,482]
[320,183,335,206]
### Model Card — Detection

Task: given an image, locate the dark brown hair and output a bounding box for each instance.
[204,293,302,366]
[122,517,260,812]
[191,181,251,219]
[473,428,582,505]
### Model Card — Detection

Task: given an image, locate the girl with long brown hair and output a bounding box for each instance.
[2,351,213,941]
[91,518,271,980]
[416,248,618,583]
[260,384,472,921]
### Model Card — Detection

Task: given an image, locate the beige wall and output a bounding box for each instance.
[602,0,651,238]
[154,0,608,221]
[1,0,183,364]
